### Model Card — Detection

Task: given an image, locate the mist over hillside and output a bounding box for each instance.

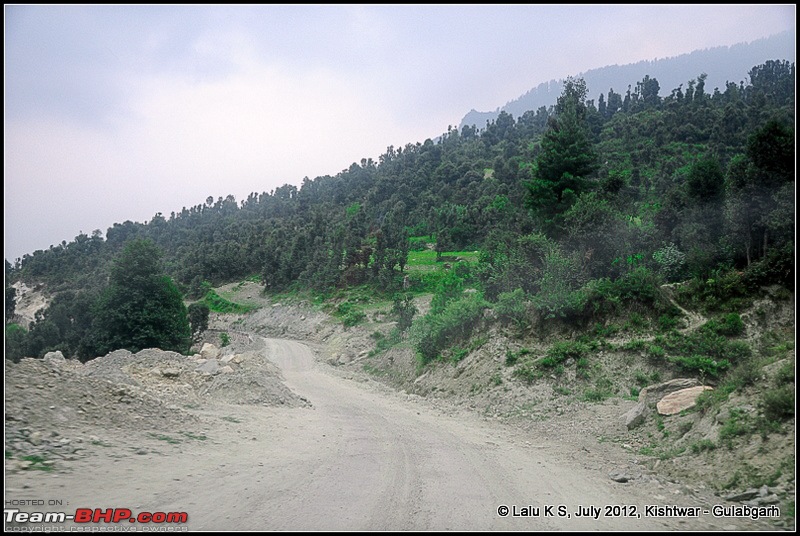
[461,30,795,129]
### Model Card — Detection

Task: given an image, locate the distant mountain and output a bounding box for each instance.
[461,30,795,129]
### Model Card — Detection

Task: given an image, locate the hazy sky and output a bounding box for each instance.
[4,5,796,262]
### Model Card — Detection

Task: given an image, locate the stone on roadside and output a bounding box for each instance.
[195,359,220,375]
[656,386,713,415]
[200,343,220,360]
[43,351,66,365]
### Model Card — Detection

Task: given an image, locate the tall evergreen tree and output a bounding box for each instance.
[90,239,191,355]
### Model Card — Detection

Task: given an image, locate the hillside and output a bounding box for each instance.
[460,30,795,130]
[5,280,794,530]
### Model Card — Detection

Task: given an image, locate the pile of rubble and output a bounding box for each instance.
[4,340,308,470]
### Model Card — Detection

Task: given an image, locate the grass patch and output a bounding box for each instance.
[181,432,208,441]
[222,416,241,423]
[21,455,55,471]
[505,348,531,366]
[583,377,614,402]
[202,288,257,314]
[690,439,717,453]
[539,340,589,369]
[335,301,367,327]
[149,433,181,444]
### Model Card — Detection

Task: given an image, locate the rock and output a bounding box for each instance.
[161,368,181,378]
[28,432,43,446]
[220,354,235,365]
[43,351,66,365]
[624,400,647,429]
[609,469,639,483]
[656,386,713,415]
[715,407,731,424]
[219,365,234,374]
[623,378,701,429]
[641,378,701,401]
[195,359,220,375]
[724,488,760,502]
[200,343,220,360]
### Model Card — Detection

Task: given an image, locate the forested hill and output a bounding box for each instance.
[460,30,795,131]
[5,59,795,360]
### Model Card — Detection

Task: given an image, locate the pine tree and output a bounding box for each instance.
[91,239,191,355]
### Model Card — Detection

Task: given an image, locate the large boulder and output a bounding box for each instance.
[43,351,66,365]
[200,343,220,360]
[623,378,701,430]
[656,386,713,415]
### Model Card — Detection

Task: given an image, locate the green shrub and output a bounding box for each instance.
[583,377,614,402]
[494,289,529,328]
[646,344,666,360]
[670,354,730,378]
[761,386,794,422]
[531,246,588,320]
[411,293,486,365]
[675,269,750,313]
[391,294,417,331]
[219,332,231,347]
[702,313,745,337]
[653,243,687,281]
[621,339,647,352]
[658,313,680,331]
[690,439,716,453]
[430,270,466,315]
[539,340,589,368]
[593,323,619,338]
[719,409,752,448]
[336,301,367,327]
[513,363,540,385]
[774,359,794,385]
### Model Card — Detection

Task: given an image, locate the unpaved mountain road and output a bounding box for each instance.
[5,339,767,531]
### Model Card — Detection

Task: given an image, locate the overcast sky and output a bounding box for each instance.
[4,5,796,263]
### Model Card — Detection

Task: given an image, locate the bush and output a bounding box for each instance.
[540,340,589,368]
[336,301,367,327]
[494,289,529,328]
[653,243,687,282]
[531,246,588,320]
[411,293,486,365]
[701,313,745,337]
[774,359,794,385]
[675,269,750,313]
[219,332,231,347]
[513,362,540,384]
[761,386,794,422]
[690,439,716,453]
[658,313,680,331]
[5,323,28,363]
[670,354,730,378]
[391,294,417,331]
[719,409,752,448]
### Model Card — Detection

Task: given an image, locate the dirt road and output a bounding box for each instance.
[5,339,758,531]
